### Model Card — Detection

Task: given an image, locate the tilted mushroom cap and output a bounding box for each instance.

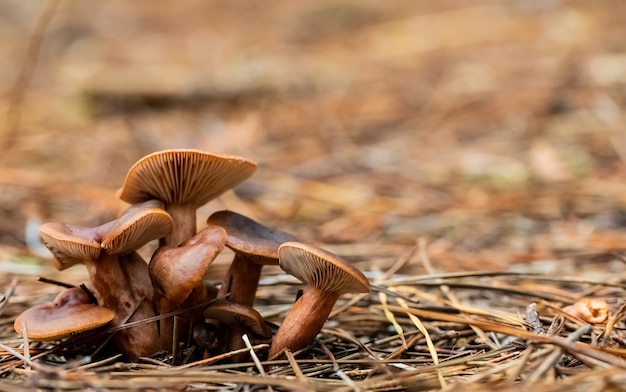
[278,242,370,295]
[39,201,172,269]
[101,200,173,254]
[14,287,115,340]
[207,210,297,264]
[39,222,107,270]
[116,149,257,207]
[150,225,227,308]
[203,300,271,338]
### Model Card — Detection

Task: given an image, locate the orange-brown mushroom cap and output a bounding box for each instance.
[278,242,370,295]
[150,225,227,309]
[39,200,172,269]
[116,149,256,247]
[268,242,370,359]
[209,210,297,306]
[116,149,257,208]
[14,287,115,340]
[39,222,105,270]
[101,200,173,254]
[204,300,271,338]
[207,210,296,264]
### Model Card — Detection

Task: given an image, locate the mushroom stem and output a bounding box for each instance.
[162,204,197,247]
[268,287,339,360]
[228,324,247,362]
[150,225,227,353]
[218,254,263,305]
[86,252,164,358]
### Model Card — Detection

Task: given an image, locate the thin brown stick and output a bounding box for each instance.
[0,278,18,317]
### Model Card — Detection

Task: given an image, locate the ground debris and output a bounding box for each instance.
[2,0,626,390]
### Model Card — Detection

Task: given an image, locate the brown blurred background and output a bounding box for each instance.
[2,0,626,282]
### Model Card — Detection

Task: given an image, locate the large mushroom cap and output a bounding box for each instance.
[14,287,115,340]
[101,200,173,254]
[39,222,106,270]
[278,242,370,295]
[116,149,257,207]
[207,210,296,264]
[203,300,271,338]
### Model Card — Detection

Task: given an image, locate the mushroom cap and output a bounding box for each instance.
[206,210,297,265]
[101,200,173,254]
[116,149,257,208]
[149,225,227,307]
[14,287,115,340]
[39,222,107,270]
[203,300,271,338]
[278,242,370,295]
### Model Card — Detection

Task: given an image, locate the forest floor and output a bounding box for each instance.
[2,1,626,390]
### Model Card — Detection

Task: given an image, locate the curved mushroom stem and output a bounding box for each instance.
[150,225,227,351]
[218,255,263,306]
[86,251,163,359]
[162,204,197,247]
[268,287,339,360]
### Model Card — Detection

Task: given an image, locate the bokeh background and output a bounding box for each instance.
[2,0,626,285]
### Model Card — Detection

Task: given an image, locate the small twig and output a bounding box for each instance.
[182,345,196,365]
[284,349,307,382]
[396,297,447,389]
[22,321,30,371]
[600,301,626,346]
[37,277,75,289]
[79,284,99,305]
[0,342,34,369]
[105,295,225,333]
[172,315,180,365]
[173,343,269,370]
[321,342,361,392]
[77,353,124,370]
[379,291,406,348]
[0,278,18,317]
[242,334,273,392]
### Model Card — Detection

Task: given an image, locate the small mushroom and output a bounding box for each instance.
[116,149,257,247]
[268,242,370,360]
[207,210,296,306]
[203,300,271,362]
[38,200,173,359]
[14,287,115,340]
[149,224,227,350]
[150,225,227,310]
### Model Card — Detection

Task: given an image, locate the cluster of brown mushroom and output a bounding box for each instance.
[14,149,370,362]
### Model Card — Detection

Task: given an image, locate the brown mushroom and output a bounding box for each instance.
[268,242,370,360]
[149,224,227,350]
[14,287,115,340]
[116,149,257,247]
[203,300,271,362]
[38,200,173,359]
[150,225,227,310]
[207,210,296,306]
